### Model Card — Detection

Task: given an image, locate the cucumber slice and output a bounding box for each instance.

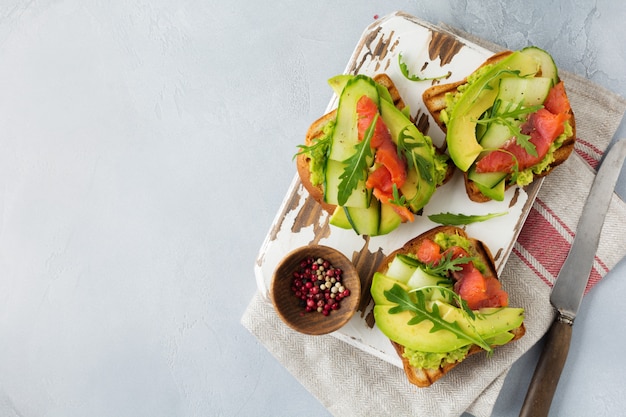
[520,46,559,85]
[324,159,370,208]
[328,75,379,162]
[406,267,449,290]
[468,166,507,189]
[497,77,553,106]
[345,197,380,236]
[479,122,515,150]
[480,77,551,150]
[385,255,417,283]
[378,202,402,236]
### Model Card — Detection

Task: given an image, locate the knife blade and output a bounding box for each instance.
[519,136,626,417]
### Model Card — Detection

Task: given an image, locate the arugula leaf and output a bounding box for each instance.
[410,285,476,320]
[398,53,450,82]
[294,134,332,159]
[294,120,335,160]
[475,99,542,157]
[422,250,477,277]
[395,250,476,279]
[428,211,508,225]
[388,184,407,207]
[470,69,521,98]
[384,284,492,352]
[397,127,433,185]
[337,114,377,206]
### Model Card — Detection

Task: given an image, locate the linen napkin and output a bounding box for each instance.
[242,23,626,417]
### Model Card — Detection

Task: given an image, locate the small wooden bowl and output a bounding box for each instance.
[270,245,361,335]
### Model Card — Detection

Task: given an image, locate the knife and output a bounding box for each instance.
[519,136,626,417]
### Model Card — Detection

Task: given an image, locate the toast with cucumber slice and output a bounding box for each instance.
[371,225,525,387]
[296,74,453,237]
[423,47,576,202]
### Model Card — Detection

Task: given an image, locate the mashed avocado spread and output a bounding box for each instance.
[305,120,335,186]
[433,232,487,274]
[403,344,471,370]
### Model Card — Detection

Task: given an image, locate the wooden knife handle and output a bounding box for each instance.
[519,317,573,417]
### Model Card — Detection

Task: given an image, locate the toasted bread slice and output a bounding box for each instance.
[296,109,338,214]
[297,74,453,214]
[422,51,576,202]
[376,225,525,387]
[296,74,405,214]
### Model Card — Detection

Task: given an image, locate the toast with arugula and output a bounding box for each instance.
[423,47,576,202]
[296,74,453,236]
[371,225,525,387]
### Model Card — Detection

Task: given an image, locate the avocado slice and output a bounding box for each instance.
[370,272,412,306]
[328,206,352,230]
[373,301,480,353]
[373,295,524,353]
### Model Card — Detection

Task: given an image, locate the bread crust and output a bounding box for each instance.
[422,50,576,202]
[297,74,453,215]
[376,225,525,387]
[296,110,339,214]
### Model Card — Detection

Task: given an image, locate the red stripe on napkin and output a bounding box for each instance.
[574,137,603,170]
[515,197,610,293]
[516,203,571,284]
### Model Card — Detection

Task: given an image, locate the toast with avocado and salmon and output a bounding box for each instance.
[423,47,576,202]
[371,225,525,387]
[296,74,453,237]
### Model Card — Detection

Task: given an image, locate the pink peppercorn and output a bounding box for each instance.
[290,255,351,316]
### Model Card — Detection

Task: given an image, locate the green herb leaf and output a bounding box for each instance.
[294,134,332,160]
[294,120,335,160]
[475,99,542,157]
[388,184,407,207]
[470,69,521,99]
[384,284,492,352]
[398,53,450,82]
[428,211,508,225]
[422,250,477,277]
[397,127,433,185]
[409,285,476,320]
[337,114,376,206]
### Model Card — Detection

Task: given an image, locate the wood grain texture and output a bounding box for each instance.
[519,318,573,417]
[270,245,361,335]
